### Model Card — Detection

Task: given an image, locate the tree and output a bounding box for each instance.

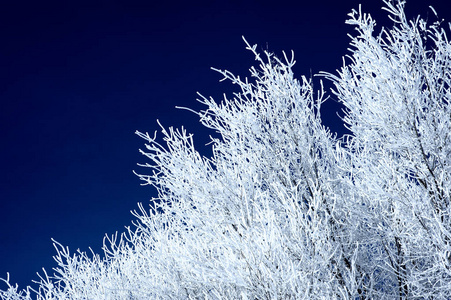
[323,1,451,297]
[2,0,450,298]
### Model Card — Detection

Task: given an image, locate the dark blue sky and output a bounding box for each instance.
[1,0,449,290]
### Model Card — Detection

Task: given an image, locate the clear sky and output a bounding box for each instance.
[1,0,449,290]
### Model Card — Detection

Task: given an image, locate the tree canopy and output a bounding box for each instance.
[2,0,451,298]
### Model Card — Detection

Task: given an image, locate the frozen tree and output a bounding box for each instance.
[1,0,450,298]
[324,1,451,297]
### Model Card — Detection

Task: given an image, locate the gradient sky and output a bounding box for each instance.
[1,0,450,290]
